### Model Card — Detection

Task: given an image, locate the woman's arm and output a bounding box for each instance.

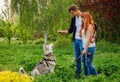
[82,25,94,54]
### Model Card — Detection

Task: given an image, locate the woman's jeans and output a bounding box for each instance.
[73,39,83,74]
[82,47,98,76]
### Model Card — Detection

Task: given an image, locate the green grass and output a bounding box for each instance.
[0,40,120,82]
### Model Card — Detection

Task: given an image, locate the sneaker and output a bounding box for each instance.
[74,74,80,79]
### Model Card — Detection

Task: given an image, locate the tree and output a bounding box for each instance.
[10,0,73,44]
[10,0,39,44]
[0,0,15,44]
[74,0,120,42]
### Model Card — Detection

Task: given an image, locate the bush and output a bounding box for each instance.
[55,38,71,47]
[34,38,44,44]
[0,71,34,82]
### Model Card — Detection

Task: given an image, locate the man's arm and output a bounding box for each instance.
[57,30,68,34]
[57,17,75,34]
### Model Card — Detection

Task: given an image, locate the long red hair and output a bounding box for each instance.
[80,12,95,36]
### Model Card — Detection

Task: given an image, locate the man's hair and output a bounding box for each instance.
[68,5,79,12]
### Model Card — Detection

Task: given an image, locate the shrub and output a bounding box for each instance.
[0,71,34,82]
[55,38,70,47]
[34,38,44,44]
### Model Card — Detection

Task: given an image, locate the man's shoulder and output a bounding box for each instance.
[71,16,76,21]
[72,16,76,19]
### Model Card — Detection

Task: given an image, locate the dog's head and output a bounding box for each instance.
[43,43,54,55]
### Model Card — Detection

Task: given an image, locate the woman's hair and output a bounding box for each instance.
[80,12,95,35]
[68,5,79,12]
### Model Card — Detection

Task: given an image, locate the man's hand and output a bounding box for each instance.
[57,30,68,34]
[57,30,63,34]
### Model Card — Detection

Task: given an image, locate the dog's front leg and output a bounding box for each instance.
[50,69,54,73]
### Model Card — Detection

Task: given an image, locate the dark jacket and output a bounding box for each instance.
[68,16,76,41]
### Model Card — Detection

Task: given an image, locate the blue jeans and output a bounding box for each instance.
[82,47,98,76]
[73,39,83,74]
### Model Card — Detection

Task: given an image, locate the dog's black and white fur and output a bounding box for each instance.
[19,43,56,76]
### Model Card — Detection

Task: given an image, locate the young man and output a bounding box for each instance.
[57,5,83,79]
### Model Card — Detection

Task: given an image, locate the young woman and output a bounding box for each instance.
[80,12,98,76]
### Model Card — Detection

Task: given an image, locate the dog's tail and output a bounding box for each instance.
[19,67,27,75]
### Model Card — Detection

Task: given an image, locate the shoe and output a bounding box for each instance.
[74,74,80,79]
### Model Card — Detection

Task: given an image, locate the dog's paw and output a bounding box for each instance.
[50,69,55,73]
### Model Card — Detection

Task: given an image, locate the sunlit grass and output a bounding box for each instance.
[0,40,120,82]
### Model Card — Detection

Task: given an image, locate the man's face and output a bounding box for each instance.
[70,10,77,16]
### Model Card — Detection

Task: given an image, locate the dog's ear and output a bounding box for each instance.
[50,43,54,48]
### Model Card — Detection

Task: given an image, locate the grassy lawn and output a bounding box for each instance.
[0,40,120,82]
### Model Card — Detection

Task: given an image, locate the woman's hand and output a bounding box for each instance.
[81,49,86,55]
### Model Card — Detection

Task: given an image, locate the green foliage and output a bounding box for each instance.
[55,37,71,47]
[34,38,44,45]
[74,0,120,43]
[0,40,120,82]
[0,27,4,37]
[0,20,16,44]
[85,74,107,82]
[9,0,73,44]
[17,28,31,44]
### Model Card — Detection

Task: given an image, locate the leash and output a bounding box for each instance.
[76,52,91,60]
[76,54,83,60]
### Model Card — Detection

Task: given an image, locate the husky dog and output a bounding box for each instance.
[19,43,56,76]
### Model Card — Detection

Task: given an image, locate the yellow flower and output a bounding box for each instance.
[0,71,34,82]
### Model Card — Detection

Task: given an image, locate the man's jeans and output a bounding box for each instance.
[82,47,98,76]
[73,39,83,74]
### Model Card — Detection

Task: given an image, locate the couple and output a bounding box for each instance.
[57,5,98,79]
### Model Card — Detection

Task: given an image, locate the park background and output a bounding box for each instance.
[0,0,120,82]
